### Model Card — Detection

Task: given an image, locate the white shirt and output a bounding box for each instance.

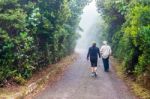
[100,44,112,59]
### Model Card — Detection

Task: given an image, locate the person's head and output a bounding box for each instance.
[103,41,107,45]
[92,41,96,47]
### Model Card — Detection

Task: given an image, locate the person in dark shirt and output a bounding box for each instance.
[87,42,100,77]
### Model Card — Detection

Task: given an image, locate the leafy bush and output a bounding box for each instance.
[0,0,90,86]
[96,0,150,86]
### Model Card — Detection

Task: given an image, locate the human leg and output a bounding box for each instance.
[93,59,98,77]
[90,60,95,77]
[105,57,109,72]
[94,67,97,77]
[103,57,109,72]
[90,59,97,77]
[102,58,106,71]
[91,67,94,72]
[102,58,107,72]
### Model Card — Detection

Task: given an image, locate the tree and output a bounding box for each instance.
[0,0,90,86]
[96,0,150,88]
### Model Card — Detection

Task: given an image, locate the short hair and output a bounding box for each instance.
[103,41,107,45]
[92,41,96,46]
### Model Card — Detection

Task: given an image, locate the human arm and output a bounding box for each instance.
[87,48,90,60]
[109,46,112,56]
[98,48,101,58]
[100,46,103,55]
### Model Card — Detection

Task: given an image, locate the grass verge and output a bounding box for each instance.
[0,53,78,99]
[111,57,150,99]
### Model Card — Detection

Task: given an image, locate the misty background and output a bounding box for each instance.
[75,0,104,53]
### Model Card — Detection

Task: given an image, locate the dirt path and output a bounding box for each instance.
[34,53,137,99]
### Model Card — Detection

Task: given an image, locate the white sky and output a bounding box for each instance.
[75,0,102,52]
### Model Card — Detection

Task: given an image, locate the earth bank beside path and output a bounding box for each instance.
[0,54,77,99]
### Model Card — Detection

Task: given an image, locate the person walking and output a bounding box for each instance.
[100,41,112,72]
[87,42,100,77]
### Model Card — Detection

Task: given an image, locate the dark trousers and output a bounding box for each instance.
[102,57,109,71]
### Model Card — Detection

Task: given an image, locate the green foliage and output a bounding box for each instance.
[14,74,26,85]
[0,0,90,85]
[96,0,150,84]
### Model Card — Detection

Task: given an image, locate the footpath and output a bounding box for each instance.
[0,54,77,99]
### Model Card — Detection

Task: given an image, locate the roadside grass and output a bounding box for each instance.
[111,57,150,99]
[24,53,78,98]
[0,54,78,98]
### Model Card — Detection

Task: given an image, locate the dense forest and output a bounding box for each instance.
[96,0,150,88]
[0,0,90,86]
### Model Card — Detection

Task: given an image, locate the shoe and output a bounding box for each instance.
[93,72,97,77]
[90,72,95,77]
[91,72,98,77]
[105,70,109,72]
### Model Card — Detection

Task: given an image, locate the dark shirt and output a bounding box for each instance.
[87,46,100,60]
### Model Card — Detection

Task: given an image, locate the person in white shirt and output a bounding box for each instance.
[100,41,112,72]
